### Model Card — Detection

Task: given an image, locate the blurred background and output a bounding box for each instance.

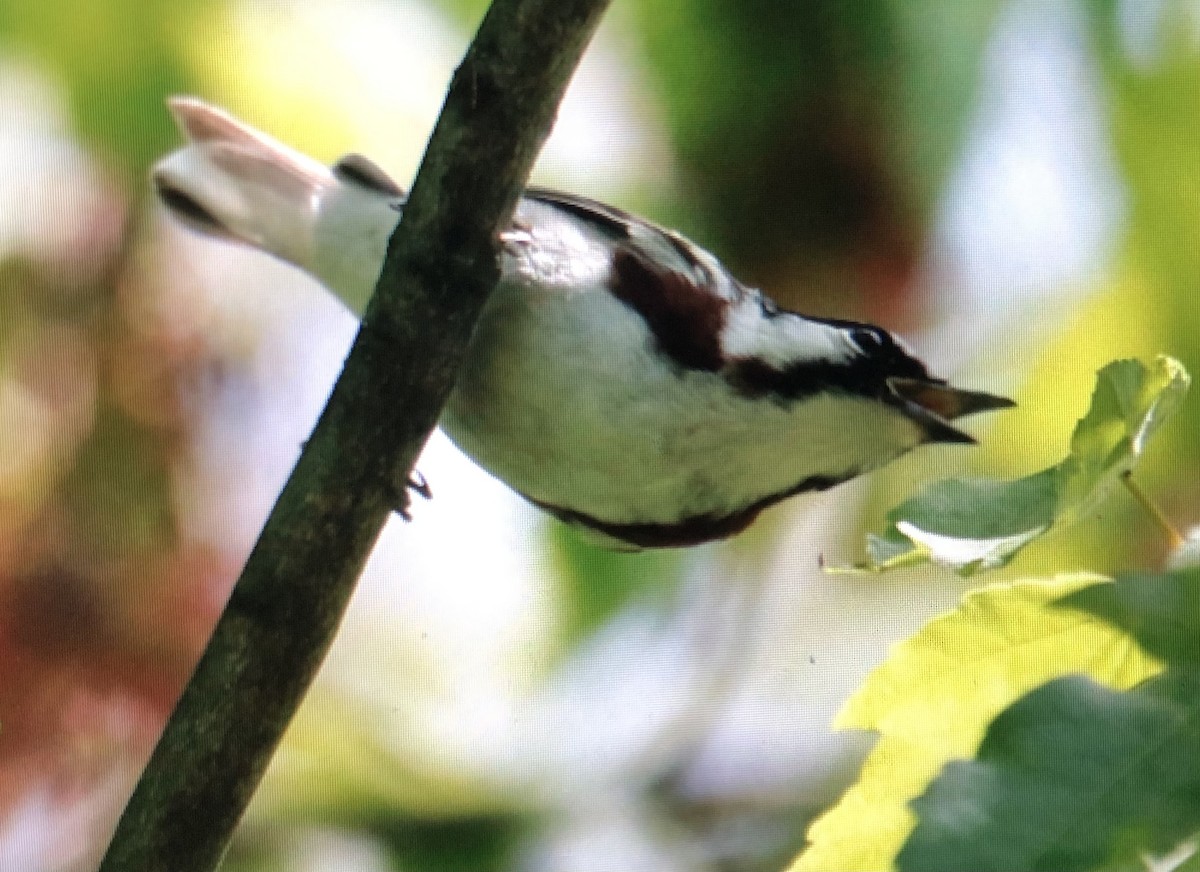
[0,0,1195,869]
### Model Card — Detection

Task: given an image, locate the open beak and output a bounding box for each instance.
[887,378,1015,446]
[888,378,1016,421]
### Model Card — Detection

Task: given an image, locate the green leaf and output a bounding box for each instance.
[883,569,1200,871]
[546,522,685,656]
[371,814,529,872]
[1061,567,1200,666]
[0,0,207,178]
[898,668,1200,872]
[855,356,1189,575]
[791,575,1159,872]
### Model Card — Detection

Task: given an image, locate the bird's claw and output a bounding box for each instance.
[408,471,432,501]
[395,471,432,521]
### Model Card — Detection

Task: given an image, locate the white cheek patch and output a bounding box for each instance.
[718,298,854,368]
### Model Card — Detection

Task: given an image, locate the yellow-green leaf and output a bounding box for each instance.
[790,575,1160,872]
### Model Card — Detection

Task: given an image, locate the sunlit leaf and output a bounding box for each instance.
[887,569,1200,871]
[898,669,1200,872]
[790,575,1160,872]
[855,356,1189,575]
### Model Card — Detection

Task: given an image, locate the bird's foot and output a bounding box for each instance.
[395,471,432,521]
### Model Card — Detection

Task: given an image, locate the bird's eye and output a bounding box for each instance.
[850,327,891,354]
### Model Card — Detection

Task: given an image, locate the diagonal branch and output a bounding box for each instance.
[98,1,612,869]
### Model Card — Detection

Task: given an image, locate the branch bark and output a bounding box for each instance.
[98,1,612,869]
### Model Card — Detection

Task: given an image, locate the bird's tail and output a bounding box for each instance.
[152,97,405,315]
[152,97,334,274]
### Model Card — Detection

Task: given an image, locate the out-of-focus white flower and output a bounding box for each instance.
[0,770,136,872]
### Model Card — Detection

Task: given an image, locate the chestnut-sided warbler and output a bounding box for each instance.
[152,98,1010,549]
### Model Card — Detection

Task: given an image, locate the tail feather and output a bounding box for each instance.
[152,97,403,315]
[152,99,333,271]
[169,97,273,147]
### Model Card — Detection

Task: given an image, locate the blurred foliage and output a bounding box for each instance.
[8,0,1200,870]
[431,0,491,27]
[371,814,530,872]
[62,405,176,555]
[1081,1,1200,469]
[631,0,1002,319]
[221,815,529,872]
[0,0,207,179]
[0,247,224,870]
[547,522,685,654]
[252,683,520,822]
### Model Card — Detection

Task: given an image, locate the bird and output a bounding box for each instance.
[151,97,1012,550]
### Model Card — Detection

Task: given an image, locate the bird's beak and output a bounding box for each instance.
[886,378,1015,446]
[887,378,1016,421]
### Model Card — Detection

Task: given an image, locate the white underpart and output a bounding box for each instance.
[154,102,928,529]
[506,201,614,291]
[444,271,923,524]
